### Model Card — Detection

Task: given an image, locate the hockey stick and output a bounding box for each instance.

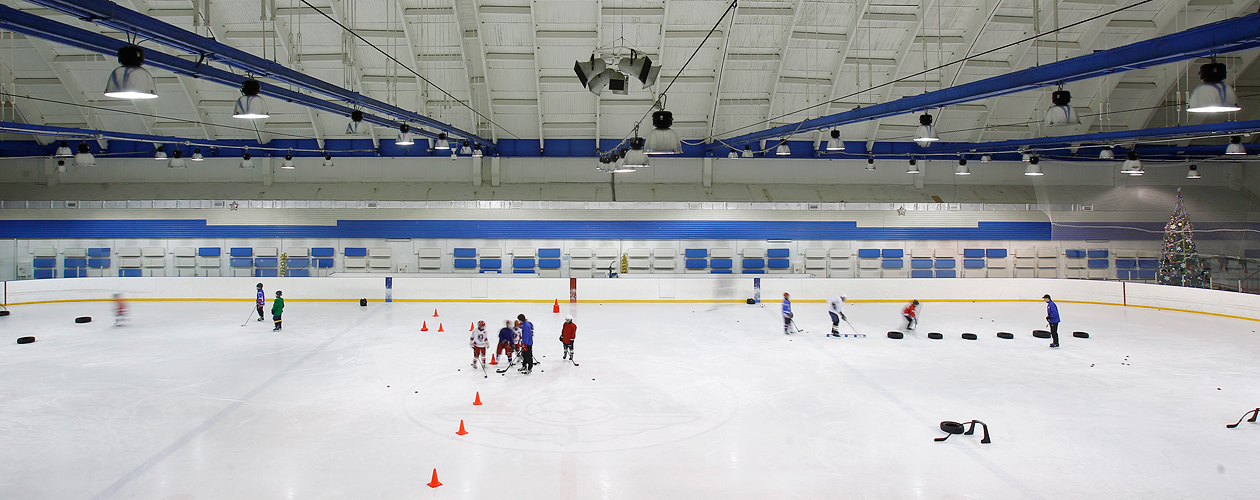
[790,318,807,334]
[240,306,257,327]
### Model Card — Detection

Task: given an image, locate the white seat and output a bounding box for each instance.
[1115,250,1137,259]
[175,258,196,268]
[805,260,826,270]
[478,248,502,258]
[1065,259,1085,269]
[829,259,852,269]
[198,257,221,267]
[173,247,196,258]
[569,248,593,259]
[1037,248,1058,258]
[344,258,367,269]
[934,248,956,258]
[594,248,620,259]
[1015,257,1035,269]
[828,248,849,258]
[626,248,651,259]
[804,248,827,259]
[369,259,392,268]
[512,248,536,258]
[742,247,766,258]
[254,247,278,258]
[118,247,142,258]
[32,247,58,258]
[987,259,1007,269]
[910,248,934,258]
[652,248,676,258]
[1015,248,1036,258]
[652,260,675,269]
[143,258,165,268]
[858,260,880,269]
[569,259,593,269]
[286,247,310,257]
[64,248,87,258]
[710,248,734,259]
[417,248,441,259]
[119,258,142,268]
[369,248,392,258]
[1038,258,1058,268]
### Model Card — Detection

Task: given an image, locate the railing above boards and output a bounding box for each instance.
[0,200,1086,212]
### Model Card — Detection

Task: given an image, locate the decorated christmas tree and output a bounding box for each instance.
[1157,188,1210,288]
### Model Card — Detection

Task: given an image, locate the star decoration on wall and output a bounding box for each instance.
[229,201,239,211]
[896,206,906,216]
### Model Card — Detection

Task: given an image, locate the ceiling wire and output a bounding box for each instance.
[711,0,1158,141]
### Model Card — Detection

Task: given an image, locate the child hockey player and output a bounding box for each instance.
[271,290,285,331]
[560,315,577,361]
[517,314,535,374]
[112,293,128,327]
[826,294,847,336]
[255,283,266,322]
[1044,294,1061,348]
[782,292,794,335]
[902,300,919,330]
[470,320,488,368]
[496,320,516,365]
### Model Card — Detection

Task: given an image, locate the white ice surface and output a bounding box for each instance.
[3,298,1260,499]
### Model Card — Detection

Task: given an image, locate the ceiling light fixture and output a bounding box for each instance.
[980,154,992,163]
[73,143,95,167]
[167,149,186,168]
[914,114,938,144]
[866,156,876,171]
[906,158,920,174]
[232,79,269,119]
[153,145,167,161]
[1226,135,1247,155]
[645,109,682,155]
[1099,147,1114,160]
[825,129,845,151]
[617,50,660,89]
[239,152,254,169]
[1024,156,1043,176]
[103,45,157,100]
[1021,152,1032,163]
[191,148,204,161]
[1044,89,1080,127]
[775,139,791,156]
[322,154,334,167]
[624,137,650,168]
[459,141,472,155]
[1187,164,1201,179]
[742,145,753,158]
[955,158,970,175]
[395,124,414,146]
[54,140,73,158]
[1187,59,1241,113]
[281,153,296,169]
[347,110,365,134]
[434,132,451,150]
[728,148,738,159]
[1120,151,1142,174]
[472,145,484,158]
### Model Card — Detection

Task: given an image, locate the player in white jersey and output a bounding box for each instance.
[470,321,489,368]
[826,294,847,337]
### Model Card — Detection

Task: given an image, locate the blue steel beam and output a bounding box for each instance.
[0,6,448,146]
[18,0,494,150]
[712,12,1260,150]
[924,120,1260,155]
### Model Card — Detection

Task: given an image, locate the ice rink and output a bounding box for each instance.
[4,296,1260,499]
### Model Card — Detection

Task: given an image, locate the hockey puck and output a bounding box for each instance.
[996,332,1014,339]
[887,331,904,339]
[75,316,92,323]
[928,332,943,340]
[1033,330,1052,339]
[961,333,977,340]
[17,336,34,344]
[1073,331,1090,338]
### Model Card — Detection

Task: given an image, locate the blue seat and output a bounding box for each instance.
[33,258,56,268]
[480,258,502,269]
[1116,259,1137,269]
[1088,259,1110,269]
[882,249,904,258]
[88,247,110,257]
[911,269,934,278]
[685,249,708,258]
[344,247,367,257]
[710,259,732,269]
[287,269,309,277]
[538,259,561,269]
[963,248,985,258]
[255,269,278,277]
[513,258,535,269]
[768,259,790,269]
[88,258,110,268]
[34,269,55,279]
[1138,270,1156,279]
[742,258,765,269]
[710,270,732,274]
[63,269,81,278]
[986,249,1007,258]
[314,258,335,268]
[1065,249,1086,258]
[911,259,933,269]
[935,259,955,269]
[1087,249,1109,258]
[454,259,477,269]
[119,269,142,277]
[254,258,278,267]
[767,248,790,258]
[230,247,253,257]
[199,247,221,257]
[936,270,956,278]
[538,248,562,258]
[513,269,536,274]
[963,259,986,269]
[311,247,335,258]
[685,259,708,269]
[287,258,309,268]
[230,258,253,267]
[1117,270,1132,279]
[857,249,881,258]
[453,248,476,258]
[882,259,904,269]
[1138,259,1158,269]
[743,270,765,274]
[480,269,501,274]
[64,258,87,268]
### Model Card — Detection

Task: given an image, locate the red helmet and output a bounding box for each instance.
[783,292,790,298]
[477,320,485,328]
[514,320,521,327]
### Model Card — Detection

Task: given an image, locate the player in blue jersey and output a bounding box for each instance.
[255,283,266,321]
[782,292,794,335]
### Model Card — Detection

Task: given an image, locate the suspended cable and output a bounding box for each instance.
[10,94,320,140]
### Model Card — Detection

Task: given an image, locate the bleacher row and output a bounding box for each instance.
[24,246,1161,279]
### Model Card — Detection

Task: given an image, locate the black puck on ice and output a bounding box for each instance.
[17,336,35,344]
[887,331,904,339]
[1033,330,1052,339]
[961,333,978,340]
[75,316,92,323]
[997,332,1014,339]
[928,332,943,340]
[1073,331,1090,338]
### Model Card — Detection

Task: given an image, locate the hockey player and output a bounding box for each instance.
[112,293,128,327]
[782,292,794,335]
[902,300,919,330]
[271,291,285,331]
[826,294,847,336]
[470,321,489,368]
[255,283,266,321]
[517,314,535,374]
[560,315,577,361]
[1044,294,1061,348]
[496,320,516,365]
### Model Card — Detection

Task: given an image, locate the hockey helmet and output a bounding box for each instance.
[912,299,919,305]
[514,320,521,327]
[565,315,573,322]
[256,283,263,289]
[783,292,790,298]
[840,294,847,301]
[477,320,486,328]
[276,290,283,297]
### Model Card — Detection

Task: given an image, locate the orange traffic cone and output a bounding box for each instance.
[438,323,445,332]
[426,468,442,488]
[433,309,439,317]
[553,299,560,313]
[469,322,475,331]
[473,391,483,405]
[456,419,469,435]
[489,355,497,365]
[420,321,428,332]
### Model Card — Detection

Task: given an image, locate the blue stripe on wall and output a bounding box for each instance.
[0,219,1053,240]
